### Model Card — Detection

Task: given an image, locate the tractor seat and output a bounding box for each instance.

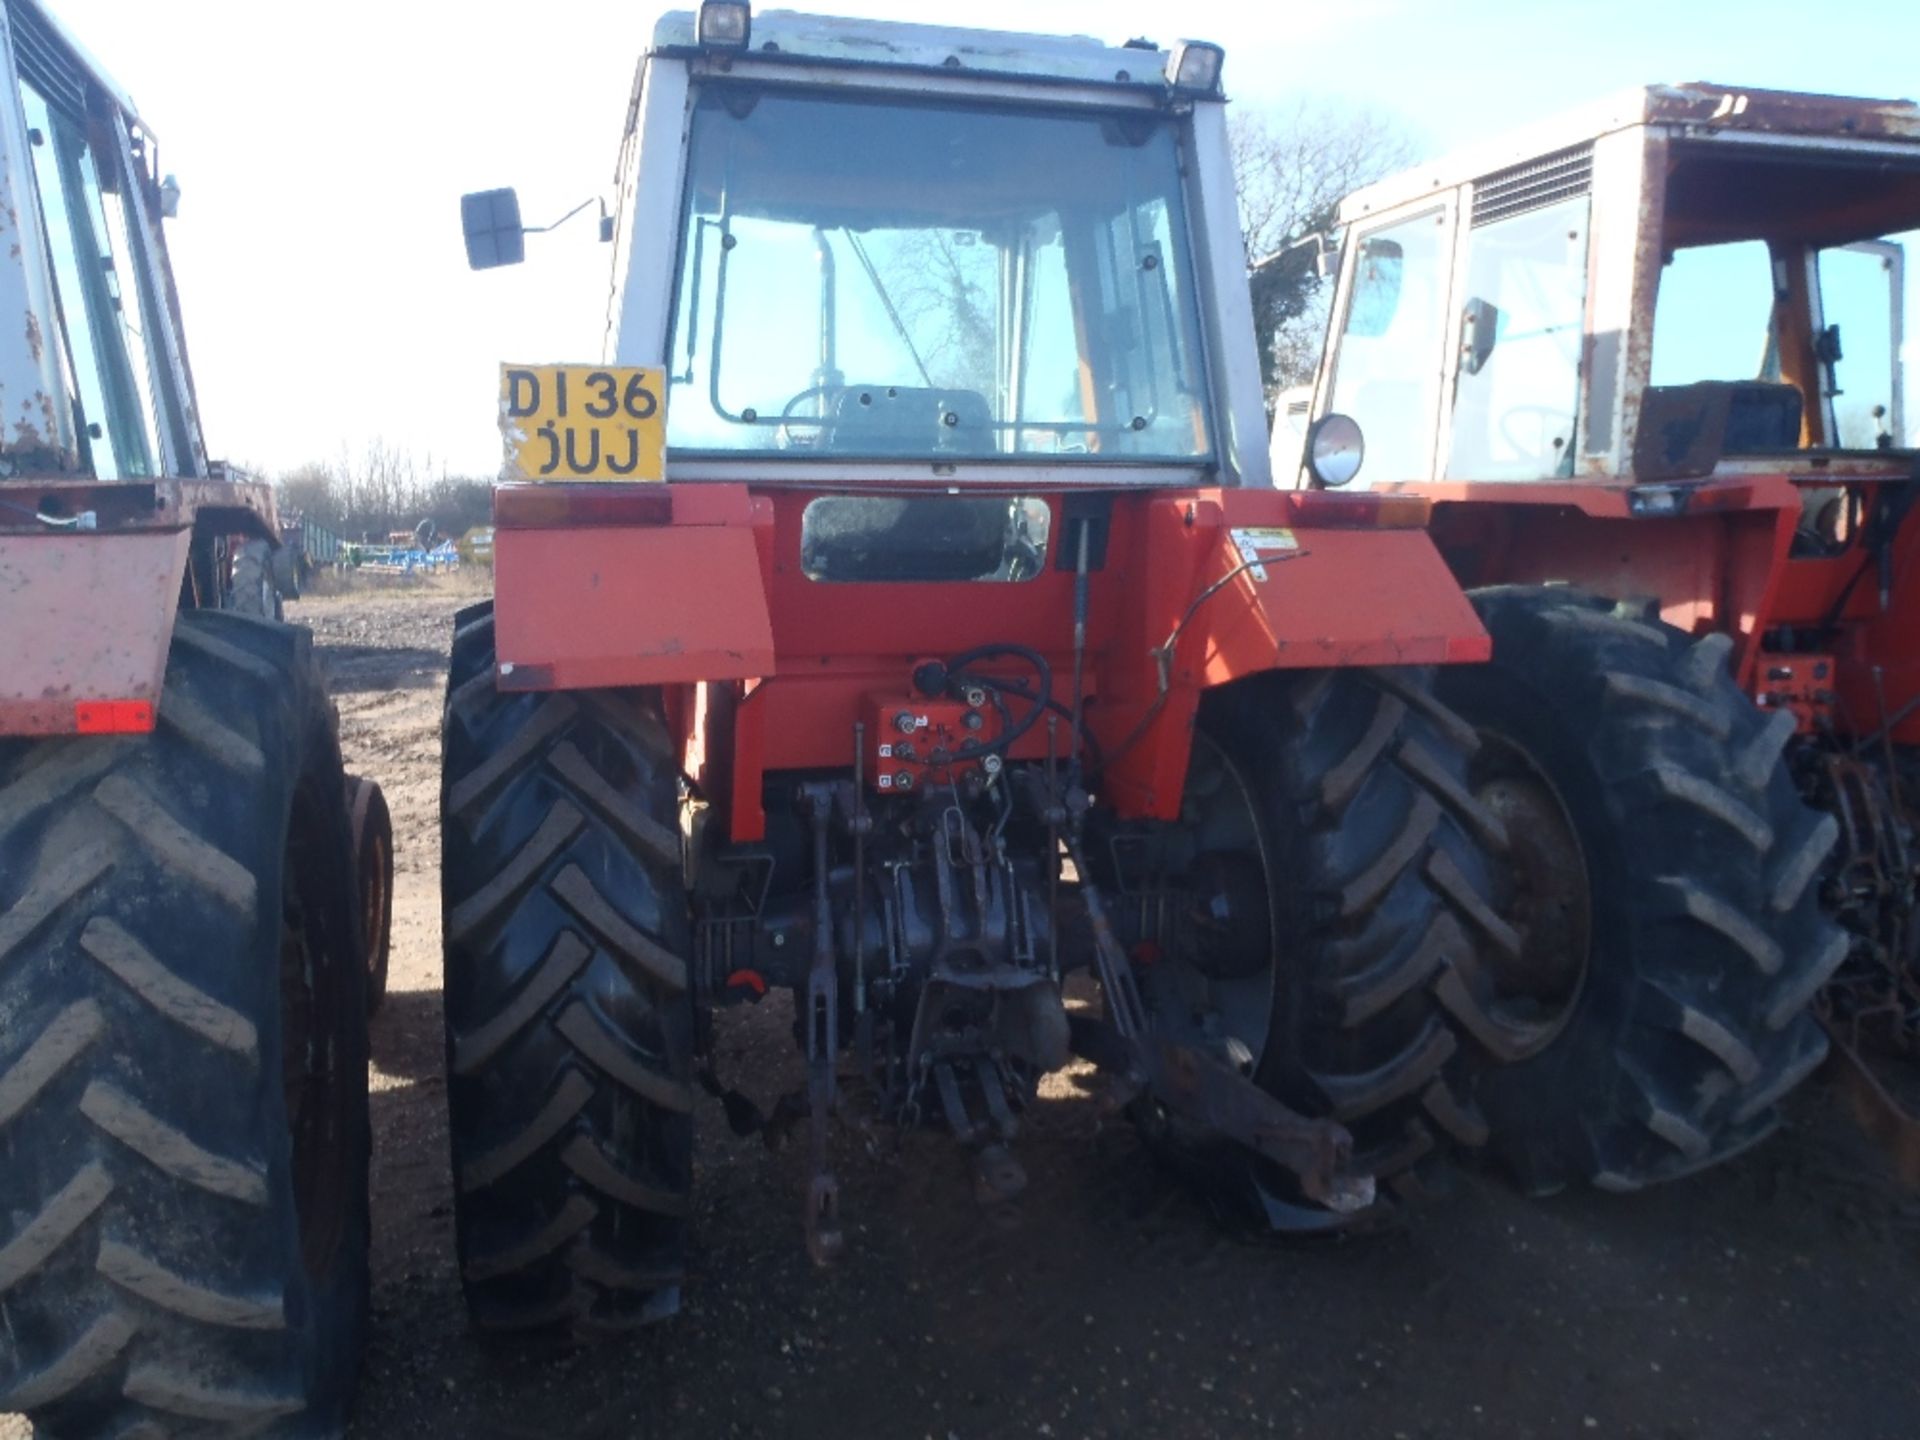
[1633,381,1804,479]
[826,385,996,456]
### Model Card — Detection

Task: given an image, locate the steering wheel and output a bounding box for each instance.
[776,384,846,449]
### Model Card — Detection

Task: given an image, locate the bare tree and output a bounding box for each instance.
[1232,100,1419,404]
[274,443,494,545]
[276,462,342,529]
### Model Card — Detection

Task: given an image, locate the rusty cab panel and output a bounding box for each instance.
[1297,82,1920,745]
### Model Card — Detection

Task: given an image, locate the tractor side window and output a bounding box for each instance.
[1445,195,1590,480]
[1817,242,1903,449]
[17,80,157,479]
[1650,240,1778,388]
[95,166,178,468]
[1326,209,1450,483]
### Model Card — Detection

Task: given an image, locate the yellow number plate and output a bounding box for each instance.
[500,364,665,482]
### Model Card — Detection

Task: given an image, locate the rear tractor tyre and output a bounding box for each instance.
[1108,666,1510,1230]
[0,610,371,1437]
[441,601,697,1333]
[1434,586,1844,1194]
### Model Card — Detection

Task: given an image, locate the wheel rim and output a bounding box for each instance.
[1465,728,1592,1058]
[281,779,356,1282]
[357,816,390,987]
[1126,734,1278,1070]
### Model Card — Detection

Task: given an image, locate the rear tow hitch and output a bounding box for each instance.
[1064,833,1376,1216]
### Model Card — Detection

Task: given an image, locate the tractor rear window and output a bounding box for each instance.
[665,88,1212,466]
[1652,235,1918,450]
[1651,147,1920,451]
[800,496,1050,582]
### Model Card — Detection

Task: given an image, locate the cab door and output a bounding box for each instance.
[1311,193,1461,488]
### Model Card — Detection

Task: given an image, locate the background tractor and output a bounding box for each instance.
[0,1,390,1434]
[446,3,1526,1334]
[1291,83,1920,1193]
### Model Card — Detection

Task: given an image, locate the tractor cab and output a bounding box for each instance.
[469,6,1268,489]
[0,0,206,484]
[1291,84,1920,492]
[1291,84,1920,737]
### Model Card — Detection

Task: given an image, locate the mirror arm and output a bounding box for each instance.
[523,197,602,236]
[1249,228,1341,284]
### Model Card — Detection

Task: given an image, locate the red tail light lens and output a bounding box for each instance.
[74,700,157,734]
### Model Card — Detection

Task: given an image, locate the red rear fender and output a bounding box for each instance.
[0,530,188,736]
[488,483,1488,833]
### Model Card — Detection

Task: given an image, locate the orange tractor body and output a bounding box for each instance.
[489,481,1484,839]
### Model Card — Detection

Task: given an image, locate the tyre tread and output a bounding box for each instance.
[0,608,369,1437]
[1437,585,1845,1194]
[441,609,693,1328]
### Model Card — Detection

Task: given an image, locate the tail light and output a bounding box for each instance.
[494,484,674,529]
[74,700,156,734]
[1288,490,1432,529]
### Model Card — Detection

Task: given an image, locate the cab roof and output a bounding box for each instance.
[12,0,146,129]
[1339,82,1920,223]
[650,9,1189,96]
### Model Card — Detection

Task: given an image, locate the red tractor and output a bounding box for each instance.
[0,3,389,1434]
[1292,83,1920,1191]
[444,10,1853,1342]
[445,4,1527,1330]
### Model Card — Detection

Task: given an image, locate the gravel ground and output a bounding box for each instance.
[10,579,1920,1439]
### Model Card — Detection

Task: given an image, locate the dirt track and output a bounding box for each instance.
[14,581,1919,1440]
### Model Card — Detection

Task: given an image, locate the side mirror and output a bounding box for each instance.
[1305,413,1365,488]
[1460,296,1500,376]
[461,188,526,270]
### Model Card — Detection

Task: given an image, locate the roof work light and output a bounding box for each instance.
[1165,41,1224,96]
[699,1,752,50]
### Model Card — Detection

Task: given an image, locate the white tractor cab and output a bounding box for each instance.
[1283,84,1920,493]
[463,3,1273,488]
[0,0,204,483]
[0,0,301,614]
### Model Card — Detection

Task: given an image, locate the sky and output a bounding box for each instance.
[43,0,1920,479]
